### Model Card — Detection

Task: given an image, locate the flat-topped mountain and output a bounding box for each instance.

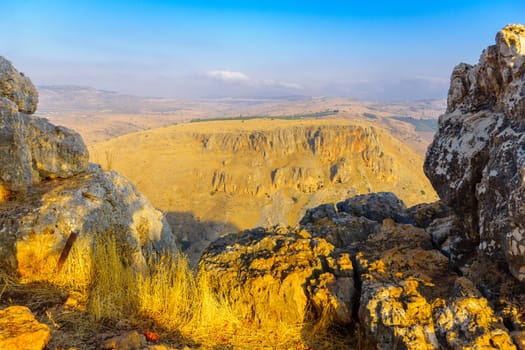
[90,118,437,261]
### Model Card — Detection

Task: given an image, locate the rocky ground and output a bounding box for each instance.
[0,24,524,350]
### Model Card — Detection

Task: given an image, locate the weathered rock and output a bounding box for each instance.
[0,56,173,278]
[336,192,408,223]
[354,222,515,349]
[0,97,33,193]
[425,24,525,281]
[98,331,146,350]
[513,331,525,349]
[406,201,450,228]
[426,214,476,265]
[0,165,176,278]
[433,277,516,349]
[199,227,355,329]
[0,57,89,196]
[460,252,525,333]
[300,202,379,246]
[27,116,89,180]
[0,306,50,350]
[0,56,38,114]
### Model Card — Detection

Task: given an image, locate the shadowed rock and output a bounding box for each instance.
[425,24,525,281]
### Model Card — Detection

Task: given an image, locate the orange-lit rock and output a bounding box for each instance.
[0,306,50,350]
[199,226,355,330]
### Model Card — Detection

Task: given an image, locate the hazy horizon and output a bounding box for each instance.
[2,0,524,101]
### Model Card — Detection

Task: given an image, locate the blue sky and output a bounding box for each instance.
[2,0,524,100]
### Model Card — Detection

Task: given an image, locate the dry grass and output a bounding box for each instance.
[3,232,354,348]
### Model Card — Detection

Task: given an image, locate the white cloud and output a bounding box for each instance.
[204,70,302,90]
[261,79,303,90]
[205,70,250,82]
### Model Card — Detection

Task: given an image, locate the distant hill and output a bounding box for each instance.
[90,118,438,263]
[37,85,445,152]
[38,85,184,113]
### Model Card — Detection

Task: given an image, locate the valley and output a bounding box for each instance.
[88,117,438,261]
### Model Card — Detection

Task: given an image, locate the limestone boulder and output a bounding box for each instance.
[0,56,89,196]
[0,165,176,277]
[0,56,38,114]
[0,306,50,350]
[27,116,89,180]
[425,24,525,281]
[199,226,355,329]
[300,202,379,246]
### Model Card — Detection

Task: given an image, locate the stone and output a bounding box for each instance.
[0,97,33,193]
[98,331,146,350]
[0,56,38,114]
[0,57,88,196]
[300,203,379,246]
[425,24,525,281]
[27,116,89,180]
[512,331,525,350]
[0,306,50,350]
[354,222,515,349]
[406,201,450,228]
[425,214,476,265]
[0,165,176,278]
[199,226,355,330]
[336,192,408,223]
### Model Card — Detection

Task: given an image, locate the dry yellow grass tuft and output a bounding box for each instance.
[4,232,351,348]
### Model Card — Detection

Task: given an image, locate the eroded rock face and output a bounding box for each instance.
[199,227,355,329]
[0,97,33,193]
[0,306,50,350]
[425,24,525,281]
[0,56,88,197]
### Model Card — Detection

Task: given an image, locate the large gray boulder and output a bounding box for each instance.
[425,24,525,281]
[0,56,88,197]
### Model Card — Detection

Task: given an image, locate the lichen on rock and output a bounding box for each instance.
[425,23,525,282]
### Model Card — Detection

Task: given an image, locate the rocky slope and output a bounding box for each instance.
[200,25,525,349]
[90,118,437,263]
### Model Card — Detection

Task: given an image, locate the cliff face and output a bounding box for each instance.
[425,24,525,282]
[199,124,396,195]
[0,56,176,279]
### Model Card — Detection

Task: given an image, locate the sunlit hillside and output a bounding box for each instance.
[90,117,438,261]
